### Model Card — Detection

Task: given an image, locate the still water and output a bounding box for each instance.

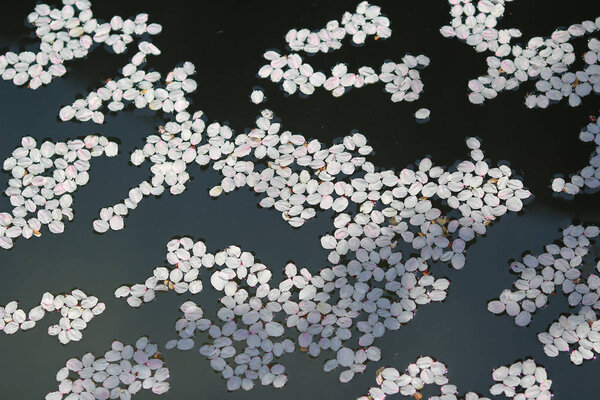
[1,0,600,399]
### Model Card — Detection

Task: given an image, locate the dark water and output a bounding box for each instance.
[0,1,599,399]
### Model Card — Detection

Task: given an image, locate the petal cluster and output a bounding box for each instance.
[168,298,293,391]
[256,2,430,103]
[357,357,551,400]
[116,238,450,388]
[0,289,105,344]
[45,337,170,400]
[60,52,198,124]
[441,0,600,107]
[1,0,161,90]
[488,224,600,365]
[490,359,552,400]
[358,357,459,400]
[0,135,118,249]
